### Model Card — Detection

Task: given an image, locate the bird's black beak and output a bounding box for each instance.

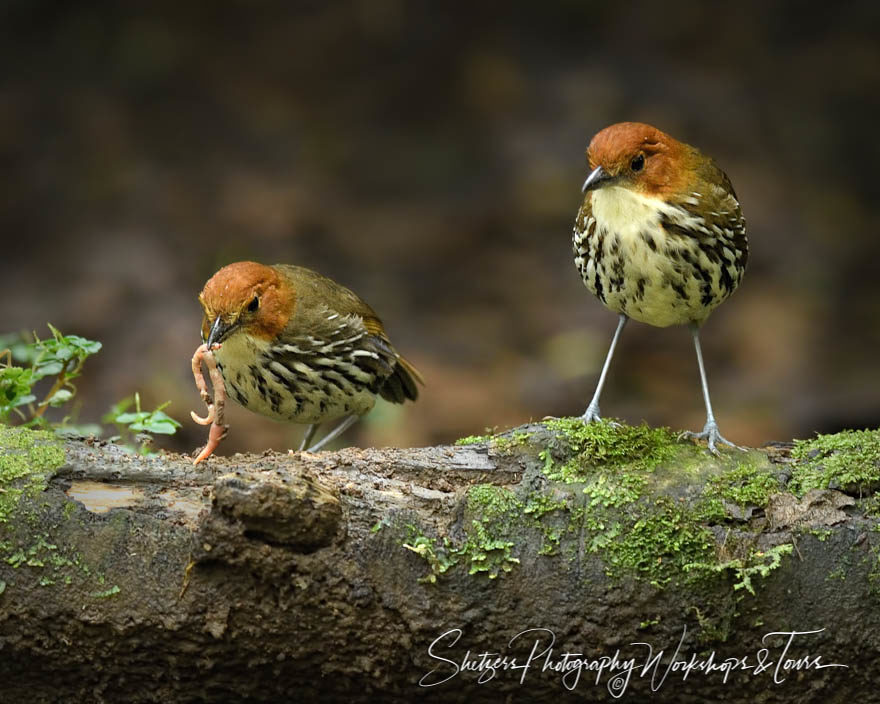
[581,165,614,193]
[205,316,236,348]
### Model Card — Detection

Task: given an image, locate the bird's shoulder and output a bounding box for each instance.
[690,159,743,220]
[666,160,747,249]
[273,264,395,346]
[274,265,379,317]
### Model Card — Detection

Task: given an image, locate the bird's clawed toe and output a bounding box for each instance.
[680,421,744,455]
[578,405,621,428]
[580,403,602,424]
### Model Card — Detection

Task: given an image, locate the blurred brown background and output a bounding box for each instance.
[2,0,879,454]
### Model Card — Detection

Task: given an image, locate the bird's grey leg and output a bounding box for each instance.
[581,314,628,423]
[307,415,359,452]
[680,324,744,454]
[297,424,318,452]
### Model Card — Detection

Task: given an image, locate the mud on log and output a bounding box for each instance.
[0,421,878,703]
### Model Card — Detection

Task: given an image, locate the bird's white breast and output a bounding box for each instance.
[580,186,720,327]
[590,186,685,235]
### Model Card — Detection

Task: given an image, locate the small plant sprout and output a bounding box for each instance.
[104,393,182,455]
[1,325,182,454]
[0,325,101,426]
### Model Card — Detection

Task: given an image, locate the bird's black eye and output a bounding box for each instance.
[247,296,259,312]
[630,153,645,172]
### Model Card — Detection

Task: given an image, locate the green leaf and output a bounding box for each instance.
[29,326,102,371]
[71,338,102,356]
[53,345,75,362]
[31,360,64,380]
[0,367,37,417]
[47,389,74,407]
[142,419,179,435]
[0,335,34,363]
[109,397,182,438]
[114,411,148,425]
[146,410,181,426]
[102,396,134,424]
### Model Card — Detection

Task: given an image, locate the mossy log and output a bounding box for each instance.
[1,421,879,703]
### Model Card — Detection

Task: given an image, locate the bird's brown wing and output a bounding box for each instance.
[662,168,748,299]
[362,315,422,403]
[277,265,422,403]
[695,162,749,270]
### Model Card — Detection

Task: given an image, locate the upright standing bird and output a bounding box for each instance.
[572,122,748,453]
[197,261,422,452]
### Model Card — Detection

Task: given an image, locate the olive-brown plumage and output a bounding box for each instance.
[573,122,747,453]
[198,261,422,451]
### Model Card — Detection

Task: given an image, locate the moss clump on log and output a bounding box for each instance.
[0,426,65,524]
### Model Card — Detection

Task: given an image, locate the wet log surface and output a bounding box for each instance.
[0,423,878,703]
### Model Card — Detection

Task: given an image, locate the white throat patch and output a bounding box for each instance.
[590,186,674,234]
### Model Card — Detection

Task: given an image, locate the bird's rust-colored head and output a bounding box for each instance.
[198,261,295,346]
[582,122,693,198]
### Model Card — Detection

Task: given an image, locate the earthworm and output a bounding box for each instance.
[190,343,229,465]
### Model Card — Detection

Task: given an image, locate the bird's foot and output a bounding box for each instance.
[541,405,619,427]
[580,406,601,423]
[579,403,620,427]
[680,420,744,456]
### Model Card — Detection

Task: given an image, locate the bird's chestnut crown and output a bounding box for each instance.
[198,261,295,345]
[582,122,691,197]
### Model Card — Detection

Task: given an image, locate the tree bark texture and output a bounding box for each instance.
[0,422,878,703]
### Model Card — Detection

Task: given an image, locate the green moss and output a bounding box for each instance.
[402,526,457,583]
[0,426,65,523]
[826,567,846,581]
[807,528,833,542]
[458,520,520,578]
[694,497,727,524]
[703,462,780,510]
[538,419,709,583]
[403,485,565,581]
[868,543,880,597]
[534,420,684,555]
[451,485,519,578]
[491,431,533,453]
[688,457,782,525]
[0,426,108,594]
[405,419,795,607]
[542,418,678,482]
[62,499,77,519]
[466,484,520,517]
[685,544,794,596]
[789,428,880,495]
[600,496,716,587]
[862,494,880,518]
[522,492,574,556]
[454,430,532,453]
[522,492,569,520]
[455,434,490,446]
[463,484,582,567]
[90,584,121,599]
[535,419,792,593]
